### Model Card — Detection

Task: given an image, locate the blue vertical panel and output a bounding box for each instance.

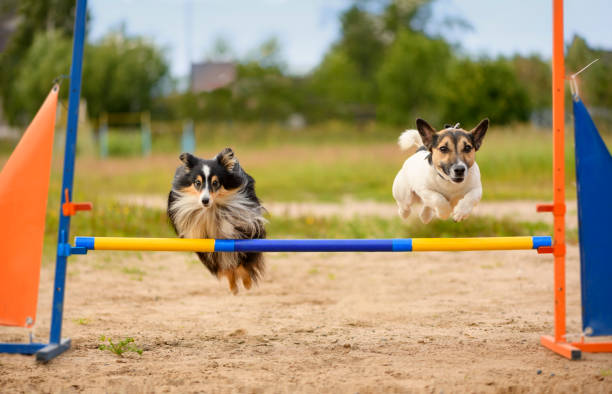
[573,97,612,336]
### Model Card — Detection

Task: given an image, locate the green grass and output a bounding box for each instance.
[106,128,144,157]
[73,317,91,325]
[98,336,143,357]
[267,214,557,240]
[52,123,589,203]
[4,121,601,203]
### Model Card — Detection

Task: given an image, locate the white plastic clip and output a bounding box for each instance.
[569,58,599,100]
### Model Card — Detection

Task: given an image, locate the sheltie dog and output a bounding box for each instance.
[392,118,488,223]
[167,148,266,294]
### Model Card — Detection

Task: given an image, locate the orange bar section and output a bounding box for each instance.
[541,335,581,360]
[0,85,59,328]
[571,341,612,353]
[551,0,566,344]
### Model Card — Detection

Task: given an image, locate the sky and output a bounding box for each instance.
[88,0,612,78]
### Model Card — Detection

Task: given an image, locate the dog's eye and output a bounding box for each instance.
[194,180,202,188]
[463,145,472,153]
[439,146,449,153]
[212,180,220,189]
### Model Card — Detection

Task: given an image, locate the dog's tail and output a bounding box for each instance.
[398,129,424,156]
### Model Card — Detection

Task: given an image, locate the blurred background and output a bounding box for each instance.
[0,0,611,255]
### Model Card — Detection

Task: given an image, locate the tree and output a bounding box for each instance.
[382,0,434,35]
[205,36,234,62]
[439,58,531,126]
[11,31,72,125]
[566,35,612,111]
[234,38,296,122]
[338,5,386,80]
[308,0,447,120]
[0,0,82,125]
[83,31,169,120]
[309,48,372,117]
[9,30,169,125]
[510,55,551,111]
[376,30,452,124]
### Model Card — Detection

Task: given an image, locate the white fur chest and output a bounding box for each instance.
[169,190,266,240]
[426,163,481,205]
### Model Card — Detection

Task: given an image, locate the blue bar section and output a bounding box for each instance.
[214,240,235,252]
[74,236,94,250]
[0,343,46,355]
[532,236,552,249]
[234,239,395,252]
[392,239,413,251]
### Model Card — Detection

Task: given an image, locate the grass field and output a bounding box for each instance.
[57,121,581,203]
[0,120,593,262]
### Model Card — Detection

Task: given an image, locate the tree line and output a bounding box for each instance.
[1,0,610,129]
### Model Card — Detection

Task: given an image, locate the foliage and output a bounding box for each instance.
[305,0,436,121]
[10,31,72,124]
[376,30,452,124]
[4,0,610,130]
[158,37,300,122]
[4,29,169,126]
[83,31,169,121]
[338,5,386,81]
[0,0,78,124]
[98,336,143,357]
[309,48,373,119]
[566,35,612,131]
[438,58,531,126]
[510,55,552,111]
[381,0,434,34]
[233,60,297,122]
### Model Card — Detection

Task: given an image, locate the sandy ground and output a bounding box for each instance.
[1,240,611,393]
[117,195,579,228]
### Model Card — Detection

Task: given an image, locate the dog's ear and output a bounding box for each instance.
[416,118,437,149]
[217,147,238,172]
[179,152,197,169]
[470,118,489,151]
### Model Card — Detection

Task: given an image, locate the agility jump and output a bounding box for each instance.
[74,236,551,253]
[0,0,610,362]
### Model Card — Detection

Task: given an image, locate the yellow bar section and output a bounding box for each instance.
[411,236,533,251]
[93,237,215,252]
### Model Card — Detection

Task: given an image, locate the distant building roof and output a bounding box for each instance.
[190,62,236,93]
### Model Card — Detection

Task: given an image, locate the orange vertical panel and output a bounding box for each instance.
[0,85,59,327]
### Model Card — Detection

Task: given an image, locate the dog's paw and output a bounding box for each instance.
[451,204,473,222]
[398,206,411,220]
[419,206,433,223]
[435,203,452,220]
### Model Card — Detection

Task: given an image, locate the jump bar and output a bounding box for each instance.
[74,236,551,253]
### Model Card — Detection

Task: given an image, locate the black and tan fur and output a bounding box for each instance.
[417,118,487,183]
[167,148,266,294]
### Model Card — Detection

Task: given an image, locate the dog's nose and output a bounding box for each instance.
[453,166,466,176]
[201,197,210,206]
